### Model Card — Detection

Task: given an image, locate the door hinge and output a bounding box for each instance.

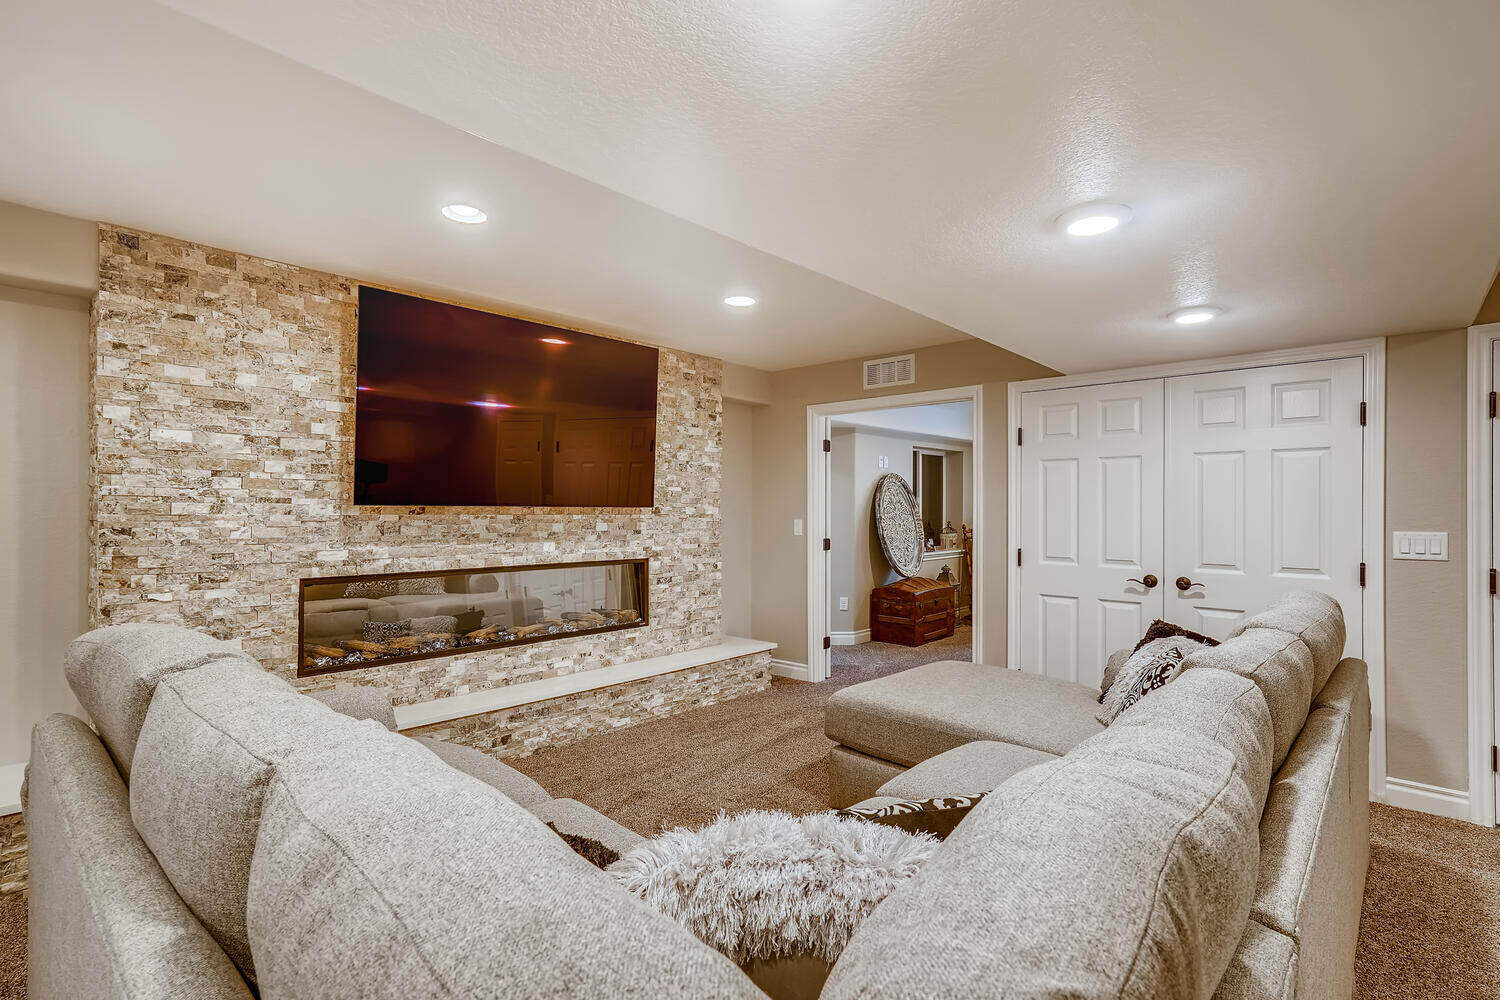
[1490,569,1497,596]
[822,537,831,551]
[1490,392,1497,419]
[1359,401,1367,426]
[1492,745,1498,772]
[1358,562,1366,587]
[823,438,831,453]
[555,440,561,453]
[1016,548,1022,567]
[1017,427,1023,446]
[823,635,831,650]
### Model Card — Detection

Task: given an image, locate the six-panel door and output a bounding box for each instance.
[1019,379,1166,687]
[1018,357,1365,684]
[1163,358,1364,651]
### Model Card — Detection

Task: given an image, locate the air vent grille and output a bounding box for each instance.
[862,353,916,390]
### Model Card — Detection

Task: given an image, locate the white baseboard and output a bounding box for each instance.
[1384,776,1472,822]
[829,629,871,646]
[770,658,811,681]
[1,762,25,816]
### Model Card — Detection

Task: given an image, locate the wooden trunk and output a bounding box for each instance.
[870,576,957,647]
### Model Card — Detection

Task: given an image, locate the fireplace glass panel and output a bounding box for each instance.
[299,559,647,676]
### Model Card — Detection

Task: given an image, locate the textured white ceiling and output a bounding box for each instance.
[153,0,1500,372]
[0,0,965,371]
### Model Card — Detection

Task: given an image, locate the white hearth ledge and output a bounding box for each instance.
[1,762,25,816]
[393,636,778,731]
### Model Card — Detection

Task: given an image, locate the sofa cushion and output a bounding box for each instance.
[828,745,907,809]
[308,685,397,731]
[1182,627,1318,771]
[1212,919,1297,1000]
[129,659,353,981]
[1104,666,1275,805]
[533,797,646,857]
[25,714,253,1000]
[825,660,1104,767]
[823,725,1262,1000]
[1231,590,1345,691]
[64,623,257,781]
[245,722,763,999]
[876,741,1058,800]
[413,736,552,811]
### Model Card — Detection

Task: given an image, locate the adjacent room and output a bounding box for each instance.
[2,2,1499,999]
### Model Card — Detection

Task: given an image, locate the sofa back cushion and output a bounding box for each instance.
[1105,666,1275,808]
[1182,627,1318,771]
[1230,590,1346,692]
[823,724,1262,1000]
[64,623,257,781]
[129,658,353,983]
[246,722,764,999]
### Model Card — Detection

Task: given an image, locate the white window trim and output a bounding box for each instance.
[1007,337,1387,803]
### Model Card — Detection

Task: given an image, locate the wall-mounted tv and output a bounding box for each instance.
[354,286,658,507]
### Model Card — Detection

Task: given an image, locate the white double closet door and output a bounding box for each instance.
[1019,358,1365,688]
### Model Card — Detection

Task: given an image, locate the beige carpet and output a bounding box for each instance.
[3,629,1497,998]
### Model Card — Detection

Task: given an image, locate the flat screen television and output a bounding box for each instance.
[354,286,658,507]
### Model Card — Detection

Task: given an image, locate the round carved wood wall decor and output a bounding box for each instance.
[872,473,923,578]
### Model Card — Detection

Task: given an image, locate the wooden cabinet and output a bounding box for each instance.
[870,577,957,647]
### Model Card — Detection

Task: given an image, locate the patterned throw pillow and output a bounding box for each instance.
[1097,637,1200,725]
[1131,619,1219,655]
[342,579,398,599]
[836,792,987,840]
[396,576,445,596]
[546,822,619,868]
[362,619,411,642]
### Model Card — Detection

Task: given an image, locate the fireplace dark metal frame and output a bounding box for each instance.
[296,557,651,677]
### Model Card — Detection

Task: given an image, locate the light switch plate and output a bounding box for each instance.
[839,596,849,611]
[1393,531,1448,561]
[793,518,803,536]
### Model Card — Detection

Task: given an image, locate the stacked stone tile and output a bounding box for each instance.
[90,224,765,758]
[0,815,24,895]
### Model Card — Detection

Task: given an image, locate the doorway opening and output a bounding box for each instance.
[806,386,983,683]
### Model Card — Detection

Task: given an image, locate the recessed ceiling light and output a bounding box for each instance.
[356,385,371,391]
[724,295,757,308]
[1056,202,1132,237]
[539,337,570,345]
[441,203,487,224]
[1169,306,1224,326]
[468,400,512,408]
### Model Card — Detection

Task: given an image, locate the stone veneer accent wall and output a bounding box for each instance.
[90,225,766,751]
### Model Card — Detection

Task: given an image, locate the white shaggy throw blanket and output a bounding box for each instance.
[609,810,938,963]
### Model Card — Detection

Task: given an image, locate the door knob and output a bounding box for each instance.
[1126,574,1158,590]
[1176,576,1205,592]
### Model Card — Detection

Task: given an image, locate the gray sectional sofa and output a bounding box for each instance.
[26,590,1366,998]
[825,590,1369,999]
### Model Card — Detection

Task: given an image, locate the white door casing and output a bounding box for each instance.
[1018,379,1166,687]
[1163,358,1366,648]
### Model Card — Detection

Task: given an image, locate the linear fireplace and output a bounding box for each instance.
[298,558,649,676]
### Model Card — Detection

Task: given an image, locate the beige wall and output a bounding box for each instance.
[1384,329,1471,792]
[1474,267,1500,326]
[751,339,1055,666]
[0,201,96,296]
[0,285,90,765]
[721,400,755,637]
